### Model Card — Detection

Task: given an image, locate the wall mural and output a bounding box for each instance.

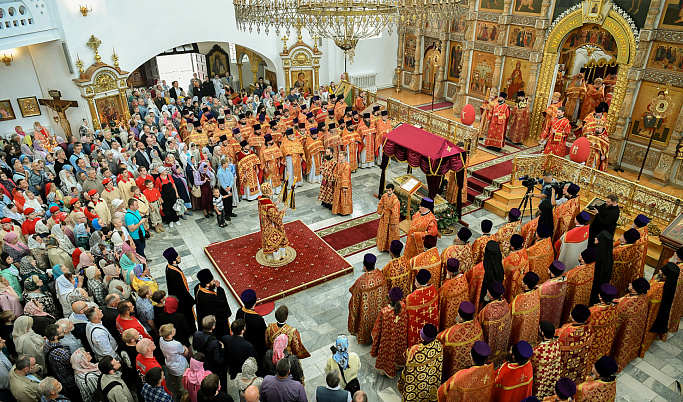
[553,0,651,29]
[508,26,537,48]
[469,51,497,97]
[479,0,504,12]
[513,0,543,15]
[403,34,418,72]
[447,42,464,82]
[475,21,501,42]
[648,42,683,71]
[451,15,467,33]
[501,57,531,103]
[627,82,683,147]
[560,24,618,57]
[659,0,683,30]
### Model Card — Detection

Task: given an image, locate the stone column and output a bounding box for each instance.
[395,33,405,88]
[409,36,423,91]
[434,39,448,98]
[237,63,244,91]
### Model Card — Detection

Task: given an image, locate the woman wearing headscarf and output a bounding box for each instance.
[23,298,56,335]
[22,275,59,318]
[155,166,181,227]
[85,266,107,306]
[158,296,192,348]
[18,256,52,291]
[194,161,215,218]
[102,263,131,301]
[164,154,193,213]
[13,315,47,373]
[590,230,614,305]
[2,232,30,263]
[324,334,360,390]
[46,235,75,273]
[130,263,159,295]
[265,334,305,383]
[70,348,100,400]
[235,357,263,402]
[27,234,51,269]
[0,171,16,197]
[50,220,75,254]
[32,139,48,161]
[0,275,22,316]
[183,353,212,402]
[44,182,64,207]
[3,202,25,225]
[59,167,81,195]
[0,252,22,299]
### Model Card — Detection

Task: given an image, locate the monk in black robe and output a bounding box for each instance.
[588,195,620,247]
[236,289,267,370]
[194,268,232,339]
[164,247,197,332]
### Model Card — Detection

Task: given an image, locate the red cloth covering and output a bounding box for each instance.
[382,124,464,172]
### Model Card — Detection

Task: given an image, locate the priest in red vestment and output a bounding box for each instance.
[406,269,440,348]
[410,235,442,288]
[539,261,568,328]
[541,106,571,157]
[503,234,529,303]
[510,272,541,346]
[555,211,590,271]
[527,223,555,284]
[562,248,597,324]
[494,208,521,258]
[382,240,412,300]
[611,228,642,298]
[371,287,408,377]
[477,281,511,367]
[437,341,494,402]
[484,92,510,151]
[442,228,474,275]
[348,254,388,344]
[264,305,310,359]
[552,183,581,243]
[556,304,593,384]
[531,321,562,398]
[439,259,470,331]
[575,356,618,402]
[437,301,484,381]
[376,184,400,252]
[587,284,618,371]
[471,220,494,265]
[404,197,439,260]
[610,277,649,371]
[492,341,534,402]
[507,92,530,145]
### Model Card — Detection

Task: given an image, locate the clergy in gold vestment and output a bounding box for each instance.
[520,216,539,249]
[437,341,495,402]
[280,129,305,188]
[552,184,581,243]
[539,261,568,328]
[398,323,444,402]
[478,90,497,139]
[586,122,610,171]
[357,114,376,168]
[341,122,360,171]
[484,93,510,150]
[579,78,605,122]
[575,356,618,402]
[331,151,353,215]
[382,240,412,301]
[262,134,284,193]
[586,284,618,371]
[610,277,649,371]
[371,287,409,378]
[564,74,586,122]
[441,228,474,275]
[494,209,521,258]
[304,127,325,183]
[376,184,400,252]
[640,263,680,356]
[437,301,484,380]
[265,305,310,359]
[410,235,442,288]
[502,234,529,303]
[510,272,541,346]
[556,304,594,384]
[257,183,288,259]
[318,147,336,207]
[477,281,511,367]
[562,249,597,324]
[507,92,530,144]
[404,197,439,260]
[374,111,392,164]
[611,228,641,298]
[541,92,562,135]
[406,269,440,348]
[237,140,262,200]
[531,321,563,399]
[439,259,470,331]
[527,224,555,284]
[348,254,388,345]
[471,220,494,266]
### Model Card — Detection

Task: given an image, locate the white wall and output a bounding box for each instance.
[156,54,196,95]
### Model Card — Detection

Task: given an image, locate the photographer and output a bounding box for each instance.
[527,172,557,202]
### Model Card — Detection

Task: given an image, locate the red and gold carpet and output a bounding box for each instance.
[204,220,353,306]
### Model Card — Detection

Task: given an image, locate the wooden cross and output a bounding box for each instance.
[39,92,78,140]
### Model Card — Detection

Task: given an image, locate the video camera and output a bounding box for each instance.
[518,175,537,189]
[550,180,571,192]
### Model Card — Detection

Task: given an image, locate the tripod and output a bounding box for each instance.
[518,186,535,223]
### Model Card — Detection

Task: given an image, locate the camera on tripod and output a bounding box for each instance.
[518,175,537,189]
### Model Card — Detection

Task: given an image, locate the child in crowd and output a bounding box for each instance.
[142,180,164,233]
[212,187,227,228]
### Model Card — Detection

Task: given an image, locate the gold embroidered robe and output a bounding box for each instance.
[348,269,388,344]
[376,193,400,252]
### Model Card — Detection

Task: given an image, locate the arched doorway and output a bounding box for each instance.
[529,0,639,137]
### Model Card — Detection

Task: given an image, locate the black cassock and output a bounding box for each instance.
[194,284,232,339]
[165,264,197,332]
[236,307,267,364]
[588,203,620,246]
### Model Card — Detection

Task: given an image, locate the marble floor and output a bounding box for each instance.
[142,158,683,401]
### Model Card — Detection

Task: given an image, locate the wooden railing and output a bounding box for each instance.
[512,154,682,227]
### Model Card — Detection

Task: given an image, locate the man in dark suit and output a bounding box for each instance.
[588,193,620,247]
[134,141,151,170]
[170,81,183,100]
[222,319,259,380]
[314,370,352,402]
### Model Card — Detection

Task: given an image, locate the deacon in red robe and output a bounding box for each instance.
[562,249,597,324]
[382,240,412,300]
[507,92,530,144]
[404,197,439,260]
[437,341,494,402]
[555,211,591,271]
[492,341,534,402]
[541,92,562,135]
[531,321,563,398]
[556,304,593,384]
[502,234,529,303]
[539,261,568,328]
[552,183,581,243]
[264,306,310,359]
[610,277,649,371]
[442,228,474,275]
[527,223,555,284]
[438,258,470,331]
[586,284,618,371]
[409,235,442,288]
[611,228,641,298]
[406,269,440,348]
[484,92,510,150]
[471,220,494,266]
[437,301,484,380]
[541,106,571,157]
[348,254,388,344]
[494,208,521,258]
[510,272,541,346]
[575,356,618,402]
[376,184,400,252]
[477,281,511,367]
[371,287,408,377]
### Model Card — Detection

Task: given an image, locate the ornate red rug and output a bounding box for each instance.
[204,220,353,307]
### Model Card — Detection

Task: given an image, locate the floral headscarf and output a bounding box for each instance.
[333,335,350,369]
[273,334,289,364]
[71,348,99,374]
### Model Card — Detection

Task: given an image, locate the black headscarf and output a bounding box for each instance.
[481,240,504,302]
[590,230,614,305]
[651,262,681,334]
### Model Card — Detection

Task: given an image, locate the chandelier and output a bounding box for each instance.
[233,0,463,52]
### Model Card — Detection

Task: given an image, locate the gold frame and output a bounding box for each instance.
[17,96,41,118]
[529,6,637,139]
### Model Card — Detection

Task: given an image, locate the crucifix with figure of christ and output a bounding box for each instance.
[39,90,78,140]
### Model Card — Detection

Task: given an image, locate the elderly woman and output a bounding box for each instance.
[22,275,58,318]
[102,263,131,301]
[194,161,215,218]
[324,335,361,391]
[71,348,100,400]
[59,167,81,195]
[165,154,192,212]
[46,235,75,273]
[50,219,75,254]
[18,257,54,294]
[27,234,51,269]
[264,334,304,383]
[2,232,30,263]
[130,263,159,295]
[13,315,47,374]
[23,299,56,335]
[235,357,263,402]
[0,253,22,298]
[0,275,22,316]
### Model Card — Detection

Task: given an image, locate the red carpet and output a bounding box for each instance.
[471,160,514,183]
[318,214,380,251]
[416,101,453,111]
[204,220,353,306]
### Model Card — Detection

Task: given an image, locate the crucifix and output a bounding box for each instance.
[87,35,102,63]
[39,90,79,141]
